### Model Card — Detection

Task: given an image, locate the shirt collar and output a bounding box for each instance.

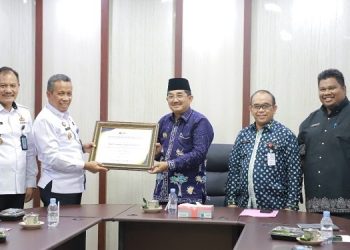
[0,102,18,112]
[46,103,70,119]
[250,119,275,132]
[321,97,349,117]
[171,108,193,123]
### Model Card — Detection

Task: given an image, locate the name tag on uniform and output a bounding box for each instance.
[267,152,276,166]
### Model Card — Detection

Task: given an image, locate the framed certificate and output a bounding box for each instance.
[89,121,159,170]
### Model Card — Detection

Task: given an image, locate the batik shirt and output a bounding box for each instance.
[225,120,302,210]
[298,97,350,214]
[153,108,214,203]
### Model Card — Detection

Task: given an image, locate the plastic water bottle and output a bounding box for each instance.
[47,198,59,227]
[320,211,333,244]
[168,188,178,215]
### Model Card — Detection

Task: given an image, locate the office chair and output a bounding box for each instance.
[205,143,232,206]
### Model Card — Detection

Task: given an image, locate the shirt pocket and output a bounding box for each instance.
[178,133,192,147]
[272,146,285,165]
[0,122,11,135]
[55,126,71,144]
[335,134,350,161]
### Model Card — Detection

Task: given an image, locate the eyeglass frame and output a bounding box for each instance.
[166,90,191,101]
[250,103,274,111]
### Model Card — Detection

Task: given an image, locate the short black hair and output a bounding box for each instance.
[0,66,19,82]
[250,90,276,105]
[318,69,345,87]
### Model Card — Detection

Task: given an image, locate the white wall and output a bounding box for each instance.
[0,0,35,113]
[0,0,35,209]
[251,0,350,134]
[183,0,244,143]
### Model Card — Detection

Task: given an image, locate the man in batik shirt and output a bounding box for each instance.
[225,90,302,210]
[148,78,214,204]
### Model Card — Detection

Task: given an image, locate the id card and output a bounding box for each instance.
[267,152,276,166]
[20,135,28,150]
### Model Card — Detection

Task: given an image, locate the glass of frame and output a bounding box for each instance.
[89,121,159,170]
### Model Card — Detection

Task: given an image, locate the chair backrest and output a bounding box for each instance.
[205,143,233,206]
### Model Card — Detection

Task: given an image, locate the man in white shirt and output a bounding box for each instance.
[0,66,37,210]
[33,74,108,206]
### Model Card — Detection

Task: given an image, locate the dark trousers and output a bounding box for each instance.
[39,181,82,207]
[0,194,25,211]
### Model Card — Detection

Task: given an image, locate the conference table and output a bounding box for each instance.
[0,217,100,250]
[235,209,350,250]
[0,204,133,250]
[115,206,350,250]
[116,206,244,250]
[0,204,349,250]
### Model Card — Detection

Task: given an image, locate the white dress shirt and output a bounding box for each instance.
[0,103,37,194]
[33,103,85,193]
[247,129,263,208]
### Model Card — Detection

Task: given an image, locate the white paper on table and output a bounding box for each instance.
[339,235,350,242]
[239,209,278,217]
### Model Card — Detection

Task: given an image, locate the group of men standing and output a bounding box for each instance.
[0,66,348,220]
[0,68,107,210]
[226,68,350,219]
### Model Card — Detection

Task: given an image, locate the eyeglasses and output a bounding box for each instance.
[251,104,273,111]
[167,94,188,101]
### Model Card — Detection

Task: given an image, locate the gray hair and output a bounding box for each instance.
[47,74,71,92]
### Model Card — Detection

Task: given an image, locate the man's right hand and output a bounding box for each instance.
[84,161,109,173]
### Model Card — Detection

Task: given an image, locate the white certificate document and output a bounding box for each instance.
[95,127,153,165]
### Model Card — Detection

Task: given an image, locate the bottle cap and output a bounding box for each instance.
[50,198,57,204]
[323,211,330,217]
[170,188,176,193]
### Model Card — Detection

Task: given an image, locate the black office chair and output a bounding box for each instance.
[205,143,233,206]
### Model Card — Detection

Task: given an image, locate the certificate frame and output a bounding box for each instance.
[89,121,159,170]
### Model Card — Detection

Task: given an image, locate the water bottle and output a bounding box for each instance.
[168,188,178,215]
[320,211,333,244]
[47,198,59,227]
